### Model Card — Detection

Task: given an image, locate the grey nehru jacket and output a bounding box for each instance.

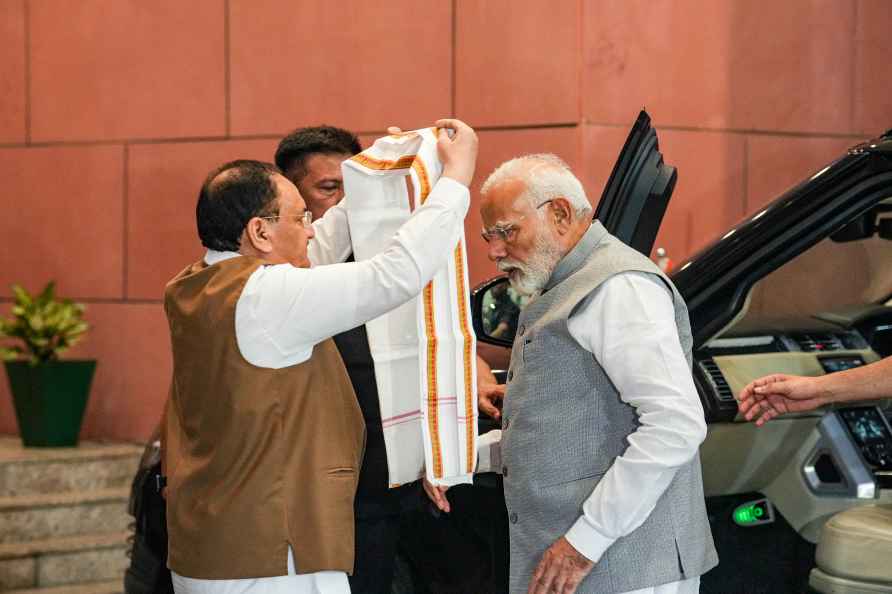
[500,221,718,594]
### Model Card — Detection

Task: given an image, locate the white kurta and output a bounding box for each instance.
[478,271,706,594]
[171,177,469,594]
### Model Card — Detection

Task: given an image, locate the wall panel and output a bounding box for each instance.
[0,145,124,299]
[29,0,225,142]
[854,0,892,135]
[583,0,855,134]
[0,0,26,143]
[654,129,746,261]
[455,0,578,127]
[746,135,856,213]
[229,0,452,136]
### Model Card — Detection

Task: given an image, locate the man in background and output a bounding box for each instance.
[274,125,503,593]
[275,125,360,223]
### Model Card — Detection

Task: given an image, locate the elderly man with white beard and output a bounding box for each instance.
[459,154,717,594]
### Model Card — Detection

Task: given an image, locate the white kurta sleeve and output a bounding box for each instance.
[476,430,503,474]
[236,177,470,368]
[563,272,707,563]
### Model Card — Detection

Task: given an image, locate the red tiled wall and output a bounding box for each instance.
[1,0,889,441]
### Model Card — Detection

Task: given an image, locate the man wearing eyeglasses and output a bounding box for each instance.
[162,119,477,594]
[451,153,717,594]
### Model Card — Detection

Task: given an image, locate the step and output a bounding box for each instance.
[4,579,123,594]
[0,436,143,498]
[0,532,130,590]
[0,487,131,544]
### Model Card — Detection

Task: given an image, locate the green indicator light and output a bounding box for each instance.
[733,499,773,527]
[734,505,759,525]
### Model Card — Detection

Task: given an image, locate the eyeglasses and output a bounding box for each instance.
[259,210,313,228]
[480,200,552,244]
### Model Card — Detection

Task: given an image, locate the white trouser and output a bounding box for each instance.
[171,546,350,594]
[623,576,700,594]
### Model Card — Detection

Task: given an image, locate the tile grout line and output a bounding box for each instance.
[850,0,859,134]
[0,297,163,305]
[450,0,456,118]
[576,0,584,166]
[224,0,231,138]
[23,0,30,144]
[122,144,129,299]
[0,124,873,151]
[742,135,750,213]
[577,0,583,128]
[651,126,867,140]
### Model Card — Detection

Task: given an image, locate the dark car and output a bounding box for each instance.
[127,114,892,594]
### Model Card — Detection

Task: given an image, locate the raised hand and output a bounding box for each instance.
[435,118,478,188]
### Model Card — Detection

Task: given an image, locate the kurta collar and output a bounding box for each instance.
[543,221,608,292]
[204,249,241,266]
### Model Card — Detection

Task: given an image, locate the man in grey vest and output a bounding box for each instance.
[472,154,717,594]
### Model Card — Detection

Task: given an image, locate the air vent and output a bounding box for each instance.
[705,335,787,354]
[700,359,735,402]
[794,333,845,352]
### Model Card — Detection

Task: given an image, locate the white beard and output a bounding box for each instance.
[497,227,563,297]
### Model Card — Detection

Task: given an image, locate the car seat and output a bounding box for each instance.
[810,504,892,593]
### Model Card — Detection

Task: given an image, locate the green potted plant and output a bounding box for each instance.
[1,282,94,447]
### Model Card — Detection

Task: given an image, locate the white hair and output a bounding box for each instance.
[480,153,592,218]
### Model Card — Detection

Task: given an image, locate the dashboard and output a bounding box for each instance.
[693,307,892,423]
[692,306,892,539]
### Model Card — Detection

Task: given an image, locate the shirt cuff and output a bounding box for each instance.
[564,515,617,564]
[476,429,502,474]
[434,175,471,201]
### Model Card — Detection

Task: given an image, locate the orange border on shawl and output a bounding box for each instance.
[453,242,476,471]
[413,158,444,479]
[350,153,416,171]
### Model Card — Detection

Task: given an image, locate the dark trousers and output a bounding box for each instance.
[349,482,423,594]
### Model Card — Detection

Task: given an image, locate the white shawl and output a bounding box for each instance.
[341,128,477,487]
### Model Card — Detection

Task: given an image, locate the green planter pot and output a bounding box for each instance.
[4,360,96,447]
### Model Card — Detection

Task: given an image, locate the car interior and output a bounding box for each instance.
[692,198,892,593]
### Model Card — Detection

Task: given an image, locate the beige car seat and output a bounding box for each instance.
[810,504,892,593]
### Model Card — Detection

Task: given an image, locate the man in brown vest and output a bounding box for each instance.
[163,119,477,593]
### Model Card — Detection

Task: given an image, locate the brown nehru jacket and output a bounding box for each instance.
[163,256,366,579]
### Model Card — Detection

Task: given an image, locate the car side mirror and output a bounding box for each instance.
[471,276,526,347]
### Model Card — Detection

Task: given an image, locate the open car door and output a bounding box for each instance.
[595,109,677,256]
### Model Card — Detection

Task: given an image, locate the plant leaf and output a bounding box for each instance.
[0,281,87,362]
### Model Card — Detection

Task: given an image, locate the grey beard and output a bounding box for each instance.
[497,230,563,297]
